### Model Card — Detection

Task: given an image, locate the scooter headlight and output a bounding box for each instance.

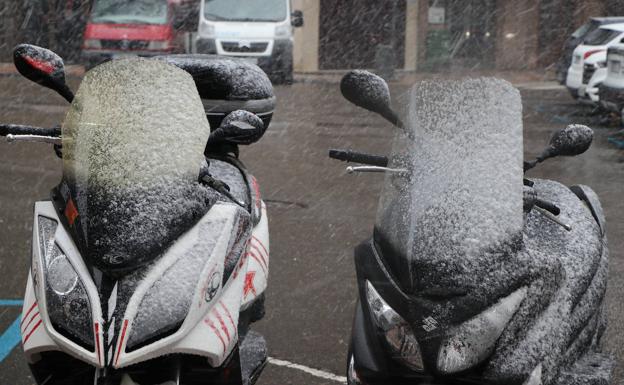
[36,216,94,350]
[83,39,101,49]
[199,21,215,37]
[365,280,424,370]
[148,40,170,50]
[274,24,291,38]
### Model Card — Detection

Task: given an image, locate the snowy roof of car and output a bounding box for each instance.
[598,22,624,32]
[592,17,624,22]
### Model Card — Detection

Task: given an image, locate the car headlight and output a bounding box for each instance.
[148,40,170,50]
[83,39,101,49]
[37,216,94,350]
[274,24,290,38]
[365,280,423,370]
[437,287,527,374]
[199,21,215,37]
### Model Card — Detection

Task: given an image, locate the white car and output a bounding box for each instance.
[599,43,624,116]
[566,23,624,104]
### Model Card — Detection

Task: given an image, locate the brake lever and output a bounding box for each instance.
[200,175,245,207]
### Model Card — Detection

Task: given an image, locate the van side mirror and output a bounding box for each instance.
[13,44,74,102]
[291,10,304,27]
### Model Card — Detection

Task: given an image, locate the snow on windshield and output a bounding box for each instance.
[377,78,524,272]
[62,59,215,271]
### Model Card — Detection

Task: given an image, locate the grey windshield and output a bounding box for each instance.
[62,59,215,271]
[375,78,524,290]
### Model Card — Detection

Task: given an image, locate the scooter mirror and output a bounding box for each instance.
[340,70,404,128]
[525,124,594,172]
[547,124,593,157]
[208,110,265,145]
[13,44,74,102]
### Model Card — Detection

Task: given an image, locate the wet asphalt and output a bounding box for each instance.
[0,75,621,385]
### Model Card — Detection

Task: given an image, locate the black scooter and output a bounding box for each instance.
[330,70,614,385]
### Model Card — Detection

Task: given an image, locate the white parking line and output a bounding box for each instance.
[268,357,348,383]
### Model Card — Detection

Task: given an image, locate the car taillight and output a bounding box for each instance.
[584,49,604,60]
[365,280,424,371]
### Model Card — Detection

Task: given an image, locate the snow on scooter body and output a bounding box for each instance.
[5,44,272,385]
[330,72,614,385]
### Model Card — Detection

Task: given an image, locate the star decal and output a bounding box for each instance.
[244,271,257,298]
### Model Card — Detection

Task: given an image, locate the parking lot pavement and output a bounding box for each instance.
[0,76,621,384]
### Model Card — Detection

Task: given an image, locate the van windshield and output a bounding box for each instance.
[203,0,287,22]
[91,0,168,25]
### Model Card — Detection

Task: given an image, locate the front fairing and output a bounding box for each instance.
[60,59,214,272]
[26,199,252,370]
[361,78,608,382]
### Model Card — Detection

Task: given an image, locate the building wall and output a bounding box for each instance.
[494,0,540,70]
[292,0,320,72]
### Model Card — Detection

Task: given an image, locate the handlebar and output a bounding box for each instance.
[535,198,560,216]
[0,124,60,137]
[329,149,389,167]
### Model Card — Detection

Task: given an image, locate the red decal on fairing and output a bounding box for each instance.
[251,177,261,209]
[251,236,268,258]
[21,311,40,333]
[23,319,43,344]
[20,301,38,329]
[64,198,79,226]
[245,251,266,275]
[205,319,226,353]
[114,320,129,366]
[95,323,102,365]
[214,310,231,343]
[23,56,55,74]
[249,244,267,268]
[243,271,257,298]
[219,301,236,331]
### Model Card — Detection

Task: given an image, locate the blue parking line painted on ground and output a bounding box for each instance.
[0,300,23,307]
[0,316,21,362]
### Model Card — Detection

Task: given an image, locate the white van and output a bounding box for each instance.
[566,23,624,104]
[194,0,303,84]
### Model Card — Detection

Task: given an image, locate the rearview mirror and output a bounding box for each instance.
[340,70,403,128]
[525,124,593,171]
[291,10,304,27]
[13,44,73,102]
[208,110,265,145]
[547,124,593,157]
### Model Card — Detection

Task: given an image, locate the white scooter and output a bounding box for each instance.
[3,44,273,385]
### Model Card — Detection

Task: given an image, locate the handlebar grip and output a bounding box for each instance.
[328,149,389,167]
[0,124,60,137]
[535,198,560,216]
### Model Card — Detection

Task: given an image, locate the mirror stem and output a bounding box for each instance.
[58,84,74,103]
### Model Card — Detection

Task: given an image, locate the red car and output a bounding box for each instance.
[81,0,195,68]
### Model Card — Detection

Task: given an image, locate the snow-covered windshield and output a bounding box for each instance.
[91,0,168,25]
[375,78,524,287]
[203,0,288,22]
[61,59,214,271]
